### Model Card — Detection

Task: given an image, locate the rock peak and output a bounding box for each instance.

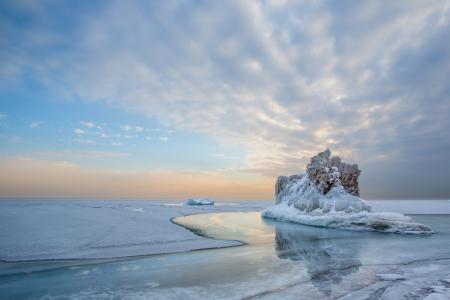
[307,149,360,196]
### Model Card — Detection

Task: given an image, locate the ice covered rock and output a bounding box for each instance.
[262,149,433,234]
[306,148,361,197]
[185,198,214,206]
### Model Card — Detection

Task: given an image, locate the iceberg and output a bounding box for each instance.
[262,149,432,234]
[185,198,215,206]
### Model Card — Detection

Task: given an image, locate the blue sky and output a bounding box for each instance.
[0,77,244,171]
[1,0,449,199]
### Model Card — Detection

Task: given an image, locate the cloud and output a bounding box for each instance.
[80,121,95,127]
[159,136,168,142]
[80,120,102,130]
[120,124,144,133]
[30,121,43,128]
[1,0,450,197]
[73,128,85,135]
[121,134,136,139]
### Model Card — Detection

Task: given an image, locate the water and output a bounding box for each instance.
[1,212,449,299]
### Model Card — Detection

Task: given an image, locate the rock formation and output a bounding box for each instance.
[263,149,432,234]
[274,149,371,214]
[306,148,360,196]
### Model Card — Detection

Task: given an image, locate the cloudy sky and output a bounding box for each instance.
[1,0,449,200]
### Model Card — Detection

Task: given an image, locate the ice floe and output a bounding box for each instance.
[186,198,215,205]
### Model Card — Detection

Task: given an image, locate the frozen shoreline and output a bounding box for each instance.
[1,203,450,299]
[0,200,267,261]
[1,199,449,262]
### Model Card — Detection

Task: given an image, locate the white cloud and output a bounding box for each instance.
[81,121,95,127]
[159,136,168,142]
[74,128,85,135]
[30,121,43,128]
[120,124,144,132]
[80,120,102,130]
[98,132,108,138]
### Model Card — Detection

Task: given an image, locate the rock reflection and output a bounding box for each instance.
[273,222,362,296]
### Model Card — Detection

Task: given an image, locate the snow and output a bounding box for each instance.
[0,199,265,261]
[262,203,433,234]
[185,198,214,205]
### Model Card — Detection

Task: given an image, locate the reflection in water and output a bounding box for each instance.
[273,222,362,296]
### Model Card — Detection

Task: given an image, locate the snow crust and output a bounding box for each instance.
[262,149,433,234]
[186,198,214,205]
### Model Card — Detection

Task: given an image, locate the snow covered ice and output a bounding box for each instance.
[262,149,433,234]
[186,198,215,205]
[0,200,264,261]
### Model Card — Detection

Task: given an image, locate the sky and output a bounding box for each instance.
[0,0,449,200]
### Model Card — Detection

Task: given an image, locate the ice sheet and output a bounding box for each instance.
[1,199,447,262]
[0,200,266,261]
[1,210,450,299]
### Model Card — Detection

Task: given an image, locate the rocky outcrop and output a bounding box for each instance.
[263,149,433,234]
[306,148,360,196]
[274,148,370,214]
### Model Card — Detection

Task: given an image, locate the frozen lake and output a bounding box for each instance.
[1,202,450,299]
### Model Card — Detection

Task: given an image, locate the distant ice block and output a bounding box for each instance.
[262,149,433,234]
[186,198,215,206]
